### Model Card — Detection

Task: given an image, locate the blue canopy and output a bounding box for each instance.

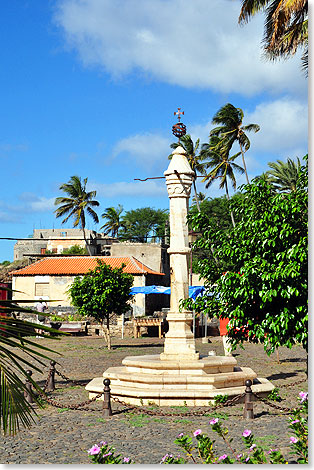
[130,285,205,300]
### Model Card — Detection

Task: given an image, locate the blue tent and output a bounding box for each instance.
[130,285,205,300]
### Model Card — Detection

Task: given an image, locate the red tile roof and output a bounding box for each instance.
[10,256,164,276]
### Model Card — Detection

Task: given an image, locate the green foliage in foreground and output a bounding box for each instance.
[183,156,308,355]
[0,288,60,435]
[87,393,308,464]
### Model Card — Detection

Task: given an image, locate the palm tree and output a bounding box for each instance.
[239,0,308,73]
[201,136,244,227]
[266,157,301,192]
[0,286,58,435]
[100,205,124,237]
[54,176,99,255]
[210,103,260,185]
[169,134,209,211]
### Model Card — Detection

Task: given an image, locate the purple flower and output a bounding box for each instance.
[193,429,202,437]
[290,419,300,425]
[123,457,130,463]
[209,418,219,425]
[250,444,257,451]
[267,449,278,454]
[161,454,169,462]
[177,433,184,438]
[290,436,298,444]
[242,429,252,437]
[246,456,250,462]
[99,441,107,447]
[299,392,308,402]
[237,454,242,459]
[88,445,101,455]
[218,454,228,461]
[103,452,113,458]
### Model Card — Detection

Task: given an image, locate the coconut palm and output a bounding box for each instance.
[170,134,209,211]
[210,103,260,185]
[100,205,124,237]
[54,176,99,255]
[266,157,301,192]
[201,136,244,227]
[239,0,308,73]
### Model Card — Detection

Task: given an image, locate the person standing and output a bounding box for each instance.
[35,298,47,336]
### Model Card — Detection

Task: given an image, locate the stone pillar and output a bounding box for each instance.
[160,146,199,361]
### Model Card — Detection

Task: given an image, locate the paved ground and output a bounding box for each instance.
[0,335,307,464]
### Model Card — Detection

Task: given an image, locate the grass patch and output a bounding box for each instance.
[57,407,70,413]
[204,412,229,420]
[255,435,278,451]
[173,418,193,424]
[124,413,150,427]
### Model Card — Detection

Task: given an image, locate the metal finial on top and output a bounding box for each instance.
[172,107,186,140]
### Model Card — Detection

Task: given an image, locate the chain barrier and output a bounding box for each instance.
[110,392,245,417]
[30,364,307,417]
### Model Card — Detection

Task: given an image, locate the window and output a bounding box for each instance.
[35,283,49,297]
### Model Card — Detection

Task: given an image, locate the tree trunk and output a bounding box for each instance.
[100,318,112,350]
[240,143,250,185]
[82,226,92,256]
[193,178,200,211]
[225,181,236,228]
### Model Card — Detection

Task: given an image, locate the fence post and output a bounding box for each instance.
[46,360,56,392]
[103,378,113,417]
[243,379,254,419]
[24,370,34,404]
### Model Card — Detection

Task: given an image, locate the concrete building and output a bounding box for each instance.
[10,256,169,316]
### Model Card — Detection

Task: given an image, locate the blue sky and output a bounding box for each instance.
[0,0,307,261]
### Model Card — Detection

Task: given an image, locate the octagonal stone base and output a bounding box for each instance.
[85,354,274,407]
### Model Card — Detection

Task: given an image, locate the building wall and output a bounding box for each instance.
[12,273,149,314]
[111,242,169,276]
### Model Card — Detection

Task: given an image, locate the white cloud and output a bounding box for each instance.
[54,0,306,96]
[245,98,308,155]
[111,133,171,170]
[189,97,307,158]
[92,180,166,198]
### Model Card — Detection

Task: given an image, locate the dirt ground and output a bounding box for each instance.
[0,334,308,464]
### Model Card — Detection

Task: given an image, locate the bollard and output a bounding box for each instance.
[46,360,56,392]
[103,378,113,417]
[243,379,254,419]
[24,370,34,404]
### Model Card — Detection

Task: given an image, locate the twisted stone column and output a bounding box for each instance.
[160,146,199,361]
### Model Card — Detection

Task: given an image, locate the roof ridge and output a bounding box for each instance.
[131,256,154,274]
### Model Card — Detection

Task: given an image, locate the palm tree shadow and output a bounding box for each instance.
[266,371,301,381]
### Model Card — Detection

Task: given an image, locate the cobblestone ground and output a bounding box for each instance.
[0,335,307,464]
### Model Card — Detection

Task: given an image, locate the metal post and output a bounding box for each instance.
[204,314,207,339]
[243,379,254,419]
[24,370,34,403]
[121,313,124,339]
[103,378,113,417]
[192,310,196,338]
[46,360,56,392]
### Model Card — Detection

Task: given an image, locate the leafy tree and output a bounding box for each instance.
[0,288,59,435]
[120,207,169,243]
[0,261,10,267]
[189,196,235,272]
[183,156,308,355]
[100,205,124,237]
[210,103,260,184]
[169,134,209,211]
[239,0,308,73]
[200,136,244,227]
[54,176,99,255]
[68,259,133,350]
[266,157,301,192]
[62,245,88,255]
